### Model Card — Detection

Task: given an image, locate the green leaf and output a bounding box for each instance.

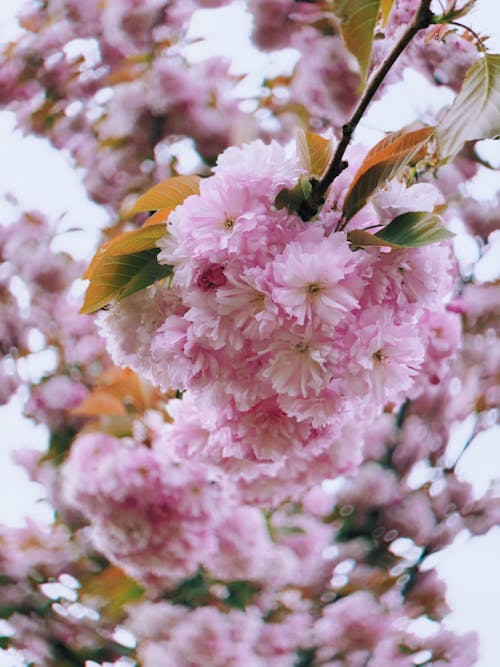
[101,223,168,255]
[275,175,313,212]
[225,580,260,610]
[348,211,454,248]
[118,250,173,300]
[130,174,200,214]
[348,228,401,249]
[81,248,172,314]
[81,223,171,314]
[295,648,317,667]
[83,223,167,280]
[377,211,454,245]
[41,426,78,465]
[342,126,434,221]
[334,0,381,86]
[296,128,333,178]
[170,571,211,608]
[437,53,500,159]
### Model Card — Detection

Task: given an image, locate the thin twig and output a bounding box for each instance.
[447,420,479,472]
[305,0,435,214]
[449,20,488,54]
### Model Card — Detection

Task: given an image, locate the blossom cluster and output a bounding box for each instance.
[1,1,499,665]
[99,138,456,502]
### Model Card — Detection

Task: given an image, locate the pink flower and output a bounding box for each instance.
[270,228,363,328]
[263,330,334,399]
[349,309,425,404]
[26,375,89,429]
[314,591,394,653]
[62,432,230,582]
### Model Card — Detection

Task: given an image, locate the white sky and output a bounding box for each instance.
[1,1,500,666]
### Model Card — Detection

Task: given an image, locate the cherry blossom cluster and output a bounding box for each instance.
[98,137,456,502]
[1,1,499,665]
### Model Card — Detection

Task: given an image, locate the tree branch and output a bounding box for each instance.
[302,0,434,217]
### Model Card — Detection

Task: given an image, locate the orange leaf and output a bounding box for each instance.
[99,367,150,412]
[297,129,333,178]
[379,0,395,25]
[71,390,127,417]
[130,175,201,214]
[143,208,172,227]
[343,126,434,220]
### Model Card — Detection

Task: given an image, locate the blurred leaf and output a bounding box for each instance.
[170,571,211,608]
[437,53,500,158]
[225,580,260,610]
[334,0,381,86]
[71,390,127,417]
[342,126,434,220]
[99,367,154,412]
[297,129,333,178]
[80,565,144,622]
[130,175,200,214]
[348,211,454,248]
[41,426,78,465]
[295,648,317,667]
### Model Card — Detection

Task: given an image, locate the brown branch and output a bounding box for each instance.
[302,0,435,217]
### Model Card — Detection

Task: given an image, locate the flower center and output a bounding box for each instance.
[250,291,265,310]
[307,282,322,295]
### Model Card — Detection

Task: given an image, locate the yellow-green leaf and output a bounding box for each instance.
[380,0,395,25]
[130,174,201,214]
[342,126,434,221]
[348,229,400,249]
[296,128,333,178]
[82,223,167,281]
[81,248,172,314]
[80,565,144,622]
[334,0,381,86]
[348,211,454,249]
[376,211,454,246]
[437,53,500,159]
[98,224,167,260]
